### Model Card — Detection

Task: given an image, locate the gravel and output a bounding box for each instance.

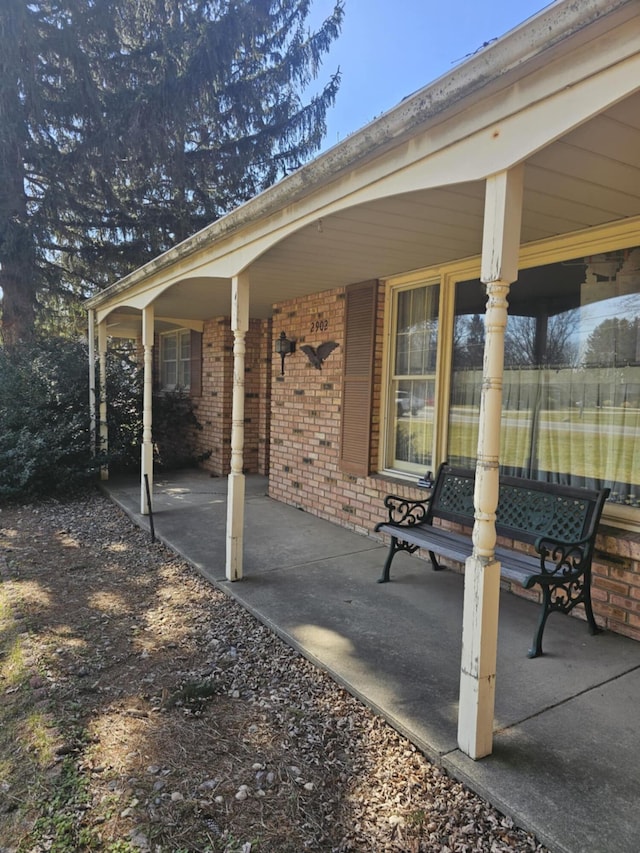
[0,490,549,852]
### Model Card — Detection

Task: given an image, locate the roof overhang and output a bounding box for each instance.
[86,0,640,332]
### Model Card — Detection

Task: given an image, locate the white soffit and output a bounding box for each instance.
[89,1,640,327]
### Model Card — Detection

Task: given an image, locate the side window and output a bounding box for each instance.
[385,282,440,475]
[160,329,191,390]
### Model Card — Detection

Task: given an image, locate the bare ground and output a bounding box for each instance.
[0,490,549,853]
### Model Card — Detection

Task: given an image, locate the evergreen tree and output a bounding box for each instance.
[584,316,640,367]
[0,0,343,347]
[453,313,485,368]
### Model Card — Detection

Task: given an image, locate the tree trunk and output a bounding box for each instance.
[0,2,36,349]
[0,161,37,348]
[0,260,36,349]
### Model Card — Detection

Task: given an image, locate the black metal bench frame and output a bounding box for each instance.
[374,463,610,657]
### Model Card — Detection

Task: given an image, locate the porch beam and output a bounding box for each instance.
[457,165,524,760]
[226,272,250,581]
[141,305,154,515]
[97,320,109,480]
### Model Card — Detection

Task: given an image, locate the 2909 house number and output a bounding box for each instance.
[310,319,329,333]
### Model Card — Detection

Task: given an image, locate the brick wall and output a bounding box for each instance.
[269,288,347,518]
[243,318,269,475]
[268,284,439,535]
[192,318,232,476]
[592,528,640,642]
[191,317,266,477]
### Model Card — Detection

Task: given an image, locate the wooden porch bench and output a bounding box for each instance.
[374,464,610,657]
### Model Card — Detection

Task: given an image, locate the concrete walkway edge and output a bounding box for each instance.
[104,472,640,853]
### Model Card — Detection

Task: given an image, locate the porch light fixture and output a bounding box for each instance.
[275,330,296,375]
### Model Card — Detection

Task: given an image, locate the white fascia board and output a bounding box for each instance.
[85,0,638,312]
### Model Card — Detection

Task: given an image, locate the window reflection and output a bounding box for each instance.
[450,248,640,506]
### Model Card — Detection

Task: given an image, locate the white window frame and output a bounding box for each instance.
[160,329,191,391]
[383,278,444,477]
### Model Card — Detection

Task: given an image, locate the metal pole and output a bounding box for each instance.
[144,473,155,543]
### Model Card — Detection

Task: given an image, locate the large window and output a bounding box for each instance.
[383,242,640,519]
[386,283,439,474]
[160,329,191,390]
[449,248,640,507]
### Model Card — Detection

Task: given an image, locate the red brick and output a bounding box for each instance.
[610,566,640,585]
[614,622,640,642]
[592,576,630,596]
[610,595,640,612]
[594,603,628,622]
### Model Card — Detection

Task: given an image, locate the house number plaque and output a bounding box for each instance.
[310,319,329,333]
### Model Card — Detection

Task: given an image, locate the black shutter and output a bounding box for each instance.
[190,330,202,397]
[340,280,377,476]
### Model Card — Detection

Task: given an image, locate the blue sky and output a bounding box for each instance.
[308,0,553,151]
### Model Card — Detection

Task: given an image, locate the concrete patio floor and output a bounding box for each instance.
[104,469,640,853]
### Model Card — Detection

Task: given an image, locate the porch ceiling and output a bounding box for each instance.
[106,88,640,333]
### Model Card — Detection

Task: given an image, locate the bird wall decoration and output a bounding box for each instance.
[300,341,339,369]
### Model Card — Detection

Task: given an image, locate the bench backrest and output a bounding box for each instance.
[428,464,610,547]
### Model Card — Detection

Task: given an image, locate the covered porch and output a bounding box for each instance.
[85,0,640,764]
[104,468,640,853]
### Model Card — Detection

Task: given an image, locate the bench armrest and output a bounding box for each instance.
[530,534,592,587]
[374,494,431,531]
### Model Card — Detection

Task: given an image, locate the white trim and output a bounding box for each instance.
[159,328,191,391]
[97,320,108,481]
[226,273,250,581]
[141,305,154,515]
[457,167,524,760]
[88,310,96,457]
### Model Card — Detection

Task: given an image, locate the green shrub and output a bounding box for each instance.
[0,338,94,499]
[152,389,210,470]
[0,337,208,501]
[101,350,209,472]
[102,341,143,473]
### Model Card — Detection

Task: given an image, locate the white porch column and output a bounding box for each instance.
[97,320,109,481]
[141,305,155,515]
[458,165,523,759]
[88,309,96,458]
[226,272,250,580]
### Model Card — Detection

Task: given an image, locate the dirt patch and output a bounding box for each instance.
[0,490,548,852]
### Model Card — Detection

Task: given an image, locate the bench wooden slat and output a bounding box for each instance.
[374,463,610,657]
[377,524,544,587]
[376,523,472,564]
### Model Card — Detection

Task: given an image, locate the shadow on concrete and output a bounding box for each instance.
[105,470,640,853]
